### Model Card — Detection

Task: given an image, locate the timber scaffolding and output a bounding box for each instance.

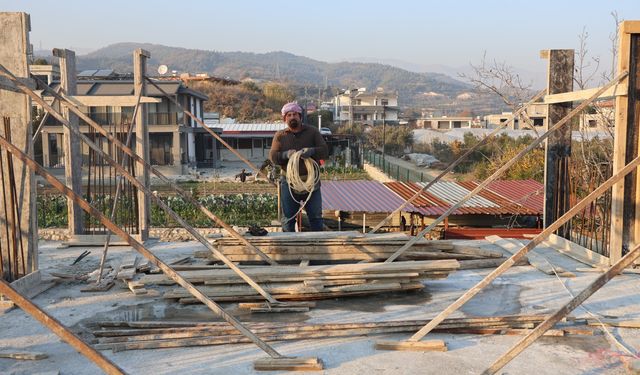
[0,11,639,374]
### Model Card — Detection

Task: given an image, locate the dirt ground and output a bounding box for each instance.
[1,239,639,375]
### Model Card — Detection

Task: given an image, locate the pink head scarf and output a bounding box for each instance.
[281,102,302,116]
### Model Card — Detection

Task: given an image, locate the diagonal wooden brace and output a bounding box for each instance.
[0,130,284,359]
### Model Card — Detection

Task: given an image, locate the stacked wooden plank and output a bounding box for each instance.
[90,315,594,352]
[198,232,506,262]
[136,259,460,303]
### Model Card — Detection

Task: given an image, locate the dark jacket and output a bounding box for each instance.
[269,124,329,175]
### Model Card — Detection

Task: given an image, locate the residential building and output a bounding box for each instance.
[483,101,614,132]
[204,123,286,162]
[40,78,218,174]
[334,88,399,126]
[30,64,60,85]
[416,116,475,130]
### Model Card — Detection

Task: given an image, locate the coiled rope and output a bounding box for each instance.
[283,150,321,227]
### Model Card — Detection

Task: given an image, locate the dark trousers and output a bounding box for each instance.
[280,179,323,232]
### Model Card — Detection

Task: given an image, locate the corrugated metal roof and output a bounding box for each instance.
[383,180,543,216]
[485,180,544,212]
[212,123,287,133]
[419,181,498,208]
[321,180,418,213]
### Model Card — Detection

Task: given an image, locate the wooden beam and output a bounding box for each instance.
[542,233,610,267]
[610,24,633,262]
[543,49,573,236]
[385,73,625,263]
[367,90,547,234]
[254,357,323,371]
[484,240,640,374]
[0,279,124,374]
[0,131,284,359]
[0,350,48,360]
[1,63,279,269]
[375,339,447,352]
[388,147,640,345]
[543,83,628,104]
[632,34,640,264]
[622,21,640,34]
[0,270,56,311]
[63,95,161,107]
[485,236,575,277]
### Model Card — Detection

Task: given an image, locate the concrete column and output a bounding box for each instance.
[187,131,196,163]
[172,131,181,166]
[0,12,37,279]
[41,132,50,167]
[53,48,83,235]
[133,49,150,241]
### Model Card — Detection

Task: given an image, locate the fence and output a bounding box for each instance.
[364,150,429,183]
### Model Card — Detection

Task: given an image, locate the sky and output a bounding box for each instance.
[2,1,638,86]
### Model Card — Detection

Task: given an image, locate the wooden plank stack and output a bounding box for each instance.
[198,232,506,262]
[90,315,594,352]
[137,259,460,303]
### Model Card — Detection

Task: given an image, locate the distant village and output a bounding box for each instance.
[31,63,613,176]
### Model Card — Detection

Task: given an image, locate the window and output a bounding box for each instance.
[533,118,544,127]
[238,139,252,149]
[381,99,389,106]
[588,120,597,128]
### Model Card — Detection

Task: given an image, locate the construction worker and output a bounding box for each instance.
[269,102,328,232]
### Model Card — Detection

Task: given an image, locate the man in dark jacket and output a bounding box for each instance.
[269,102,328,231]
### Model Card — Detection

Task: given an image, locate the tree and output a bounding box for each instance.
[366,125,414,156]
[32,58,49,65]
[305,110,333,128]
[262,82,294,114]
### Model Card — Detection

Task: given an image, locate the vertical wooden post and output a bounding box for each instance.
[628,25,640,266]
[134,49,150,241]
[542,50,574,238]
[611,22,640,263]
[53,48,83,235]
[0,12,37,280]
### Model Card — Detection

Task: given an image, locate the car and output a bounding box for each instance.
[320,127,332,136]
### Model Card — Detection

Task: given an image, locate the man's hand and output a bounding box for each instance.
[280,149,296,160]
[300,147,315,158]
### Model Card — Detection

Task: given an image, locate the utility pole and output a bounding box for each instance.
[382,105,386,167]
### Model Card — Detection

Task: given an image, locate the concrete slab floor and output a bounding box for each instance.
[0,240,639,374]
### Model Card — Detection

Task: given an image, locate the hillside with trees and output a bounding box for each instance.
[67,43,510,113]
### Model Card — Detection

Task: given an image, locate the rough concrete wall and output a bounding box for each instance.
[0,12,37,279]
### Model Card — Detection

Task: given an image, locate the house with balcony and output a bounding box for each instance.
[39,78,219,175]
[334,88,399,126]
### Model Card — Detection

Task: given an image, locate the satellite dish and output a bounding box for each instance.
[157,65,168,75]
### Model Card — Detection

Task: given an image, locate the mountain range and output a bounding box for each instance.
[39,43,512,114]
